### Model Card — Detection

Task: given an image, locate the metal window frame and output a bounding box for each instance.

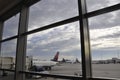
[1,3,120,42]
[85,3,120,18]
[0,22,3,41]
[20,71,82,80]
[0,21,3,45]
[0,21,4,70]
[78,0,92,79]
[0,0,120,80]
[14,5,29,80]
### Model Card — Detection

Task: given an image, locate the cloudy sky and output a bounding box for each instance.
[1,0,120,61]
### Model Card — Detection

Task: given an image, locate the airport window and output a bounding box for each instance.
[28,0,78,31]
[0,13,19,79]
[26,21,82,79]
[89,10,120,79]
[0,39,17,79]
[2,13,19,39]
[1,0,120,80]
[0,39,17,69]
[86,0,120,12]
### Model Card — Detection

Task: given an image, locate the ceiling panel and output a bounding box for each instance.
[0,0,22,16]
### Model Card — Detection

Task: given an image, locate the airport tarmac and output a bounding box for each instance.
[0,63,120,80]
[92,64,120,79]
[26,63,82,80]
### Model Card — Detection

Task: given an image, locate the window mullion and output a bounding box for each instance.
[78,0,92,79]
[15,5,29,80]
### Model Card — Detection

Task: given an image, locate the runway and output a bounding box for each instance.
[0,63,120,80]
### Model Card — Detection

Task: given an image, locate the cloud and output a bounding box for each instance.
[90,26,120,50]
[87,0,120,12]
[28,0,78,31]
[86,0,108,12]
[90,26,120,39]
[89,10,120,29]
[1,39,17,57]
[26,0,120,60]
[3,13,19,39]
[27,22,81,60]
[97,31,120,39]
[2,0,120,60]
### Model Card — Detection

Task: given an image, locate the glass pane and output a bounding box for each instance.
[0,72,14,80]
[26,22,82,79]
[0,39,16,78]
[26,77,70,80]
[28,0,78,31]
[2,13,19,39]
[0,39,17,70]
[86,0,120,12]
[89,10,120,79]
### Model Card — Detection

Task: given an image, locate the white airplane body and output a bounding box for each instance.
[30,52,59,71]
[33,60,58,67]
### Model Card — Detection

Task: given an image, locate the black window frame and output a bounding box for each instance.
[0,0,120,80]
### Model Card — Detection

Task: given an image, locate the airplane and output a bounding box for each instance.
[26,52,59,78]
[60,58,73,64]
[29,51,59,72]
[60,58,80,64]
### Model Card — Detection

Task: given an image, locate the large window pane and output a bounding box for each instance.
[0,39,17,69]
[86,0,120,12]
[26,22,82,79]
[28,0,78,31]
[89,10,120,79]
[2,13,19,39]
[0,39,17,79]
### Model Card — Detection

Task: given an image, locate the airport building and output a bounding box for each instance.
[0,0,120,80]
[92,58,120,64]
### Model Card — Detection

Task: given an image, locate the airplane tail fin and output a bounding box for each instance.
[51,51,59,62]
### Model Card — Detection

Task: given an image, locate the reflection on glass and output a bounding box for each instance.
[28,0,78,31]
[26,22,82,79]
[2,13,19,39]
[0,39,17,70]
[89,10,120,79]
[86,0,120,12]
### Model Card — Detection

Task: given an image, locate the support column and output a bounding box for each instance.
[0,22,3,40]
[15,5,29,80]
[78,0,92,80]
[0,21,4,75]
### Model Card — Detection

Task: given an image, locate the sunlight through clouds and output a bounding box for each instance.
[90,26,120,49]
[27,21,81,60]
